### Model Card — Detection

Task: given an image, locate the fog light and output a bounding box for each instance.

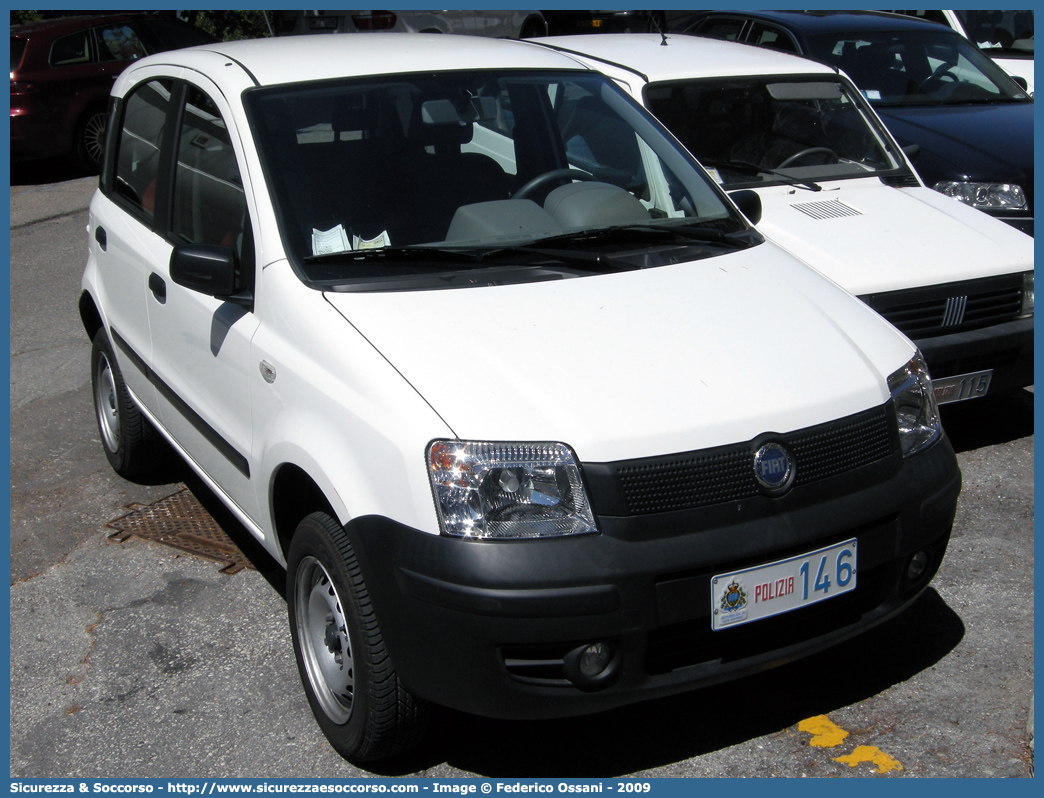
[907,550,930,582]
[579,643,612,678]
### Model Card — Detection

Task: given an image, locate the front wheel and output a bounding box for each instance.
[287,512,429,763]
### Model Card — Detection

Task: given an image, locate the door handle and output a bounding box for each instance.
[95,226,107,250]
[148,273,167,303]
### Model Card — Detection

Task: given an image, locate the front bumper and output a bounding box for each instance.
[346,434,960,720]
[917,316,1033,393]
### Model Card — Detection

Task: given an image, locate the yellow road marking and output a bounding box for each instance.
[834,745,904,773]
[798,715,904,774]
[797,715,849,748]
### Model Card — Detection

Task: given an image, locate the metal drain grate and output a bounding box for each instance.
[106,487,254,574]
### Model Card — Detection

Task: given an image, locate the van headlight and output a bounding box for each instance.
[888,353,941,458]
[933,180,1027,211]
[1020,272,1034,317]
[427,440,598,539]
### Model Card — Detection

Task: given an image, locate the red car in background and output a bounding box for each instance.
[11,14,214,173]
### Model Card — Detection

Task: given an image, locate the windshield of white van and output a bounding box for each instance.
[645,77,904,190]
[245,69,753,287]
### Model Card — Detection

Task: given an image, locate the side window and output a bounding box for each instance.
[748,23,798,54]
[693,18,747,42]
[49,31,92,67]
[96,24,148,62]
[113,78,173,222]
[172,86,253,272]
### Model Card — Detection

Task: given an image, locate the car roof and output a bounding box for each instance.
[679,9,956,37]
[122,34,592,91]
[534,33,837,83]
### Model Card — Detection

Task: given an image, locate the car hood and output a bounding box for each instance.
[875,102,1033,185]
[324,242,912,463]
[750,180,1034,296]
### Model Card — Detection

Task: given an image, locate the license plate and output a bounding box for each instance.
[932,369,992,404]
[711,539,857,631]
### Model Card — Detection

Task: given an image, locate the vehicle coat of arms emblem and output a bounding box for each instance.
[720,579,747,612]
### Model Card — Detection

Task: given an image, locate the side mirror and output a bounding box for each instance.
[902,143,921,161]
[728,189,762,226]
[169,244,252,307]
[1011,75,1029,91]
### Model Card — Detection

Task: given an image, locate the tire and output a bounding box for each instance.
[287,512,429,763]
[519,17,547,38]
[91,328,164,478]
[71,107,107,174]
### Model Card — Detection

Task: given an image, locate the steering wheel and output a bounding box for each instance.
[777,147,839,169]
[921,66,959,93]
[513,168,596,200]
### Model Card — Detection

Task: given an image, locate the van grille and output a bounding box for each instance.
[860,274,1024,339]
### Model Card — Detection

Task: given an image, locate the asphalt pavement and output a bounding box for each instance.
[8,172,1035,778]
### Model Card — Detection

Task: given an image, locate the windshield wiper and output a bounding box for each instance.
[304,242,641,274]
[303,223,749,275]
[705,159,823,192]
[303,246,488,266]
[535,222,751,247]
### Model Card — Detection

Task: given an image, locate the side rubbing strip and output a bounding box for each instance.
[109,327,251,479]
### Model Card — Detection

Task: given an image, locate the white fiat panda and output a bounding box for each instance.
[80,34,960,763]
[535,33,1033,406]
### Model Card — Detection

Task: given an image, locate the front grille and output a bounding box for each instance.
[603,404,895,517]
[861,273,1024,339]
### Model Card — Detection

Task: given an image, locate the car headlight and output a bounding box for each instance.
[888,353,942,458]
[427,440,598,539]
[933,180,1027,211]
[1020,272,1034,317]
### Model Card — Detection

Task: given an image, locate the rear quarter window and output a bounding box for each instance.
[49,31,92,67]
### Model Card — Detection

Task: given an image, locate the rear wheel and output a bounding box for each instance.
[287,512,429,763]
[91,328,163,478]
[71,107,107,174]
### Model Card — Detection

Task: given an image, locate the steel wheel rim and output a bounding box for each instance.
[84,112,106,166]
[295,555,354,725]
[94,352,121,453]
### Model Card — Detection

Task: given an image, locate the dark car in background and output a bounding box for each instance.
[542,10,665,36]
[672,10,1034,235]
[11,14,214,173]
[273,10,548,38]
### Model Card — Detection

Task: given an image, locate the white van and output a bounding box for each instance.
[535,33,1034,405]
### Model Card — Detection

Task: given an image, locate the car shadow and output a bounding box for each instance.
[11,155,93,186]
[138,457,288,596]
[940,387,1034,453]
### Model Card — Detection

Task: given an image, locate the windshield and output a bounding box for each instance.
[245,69,748,287]
[805,29,1031,106]
[957,10,1033,57]
[645,77,904,189]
